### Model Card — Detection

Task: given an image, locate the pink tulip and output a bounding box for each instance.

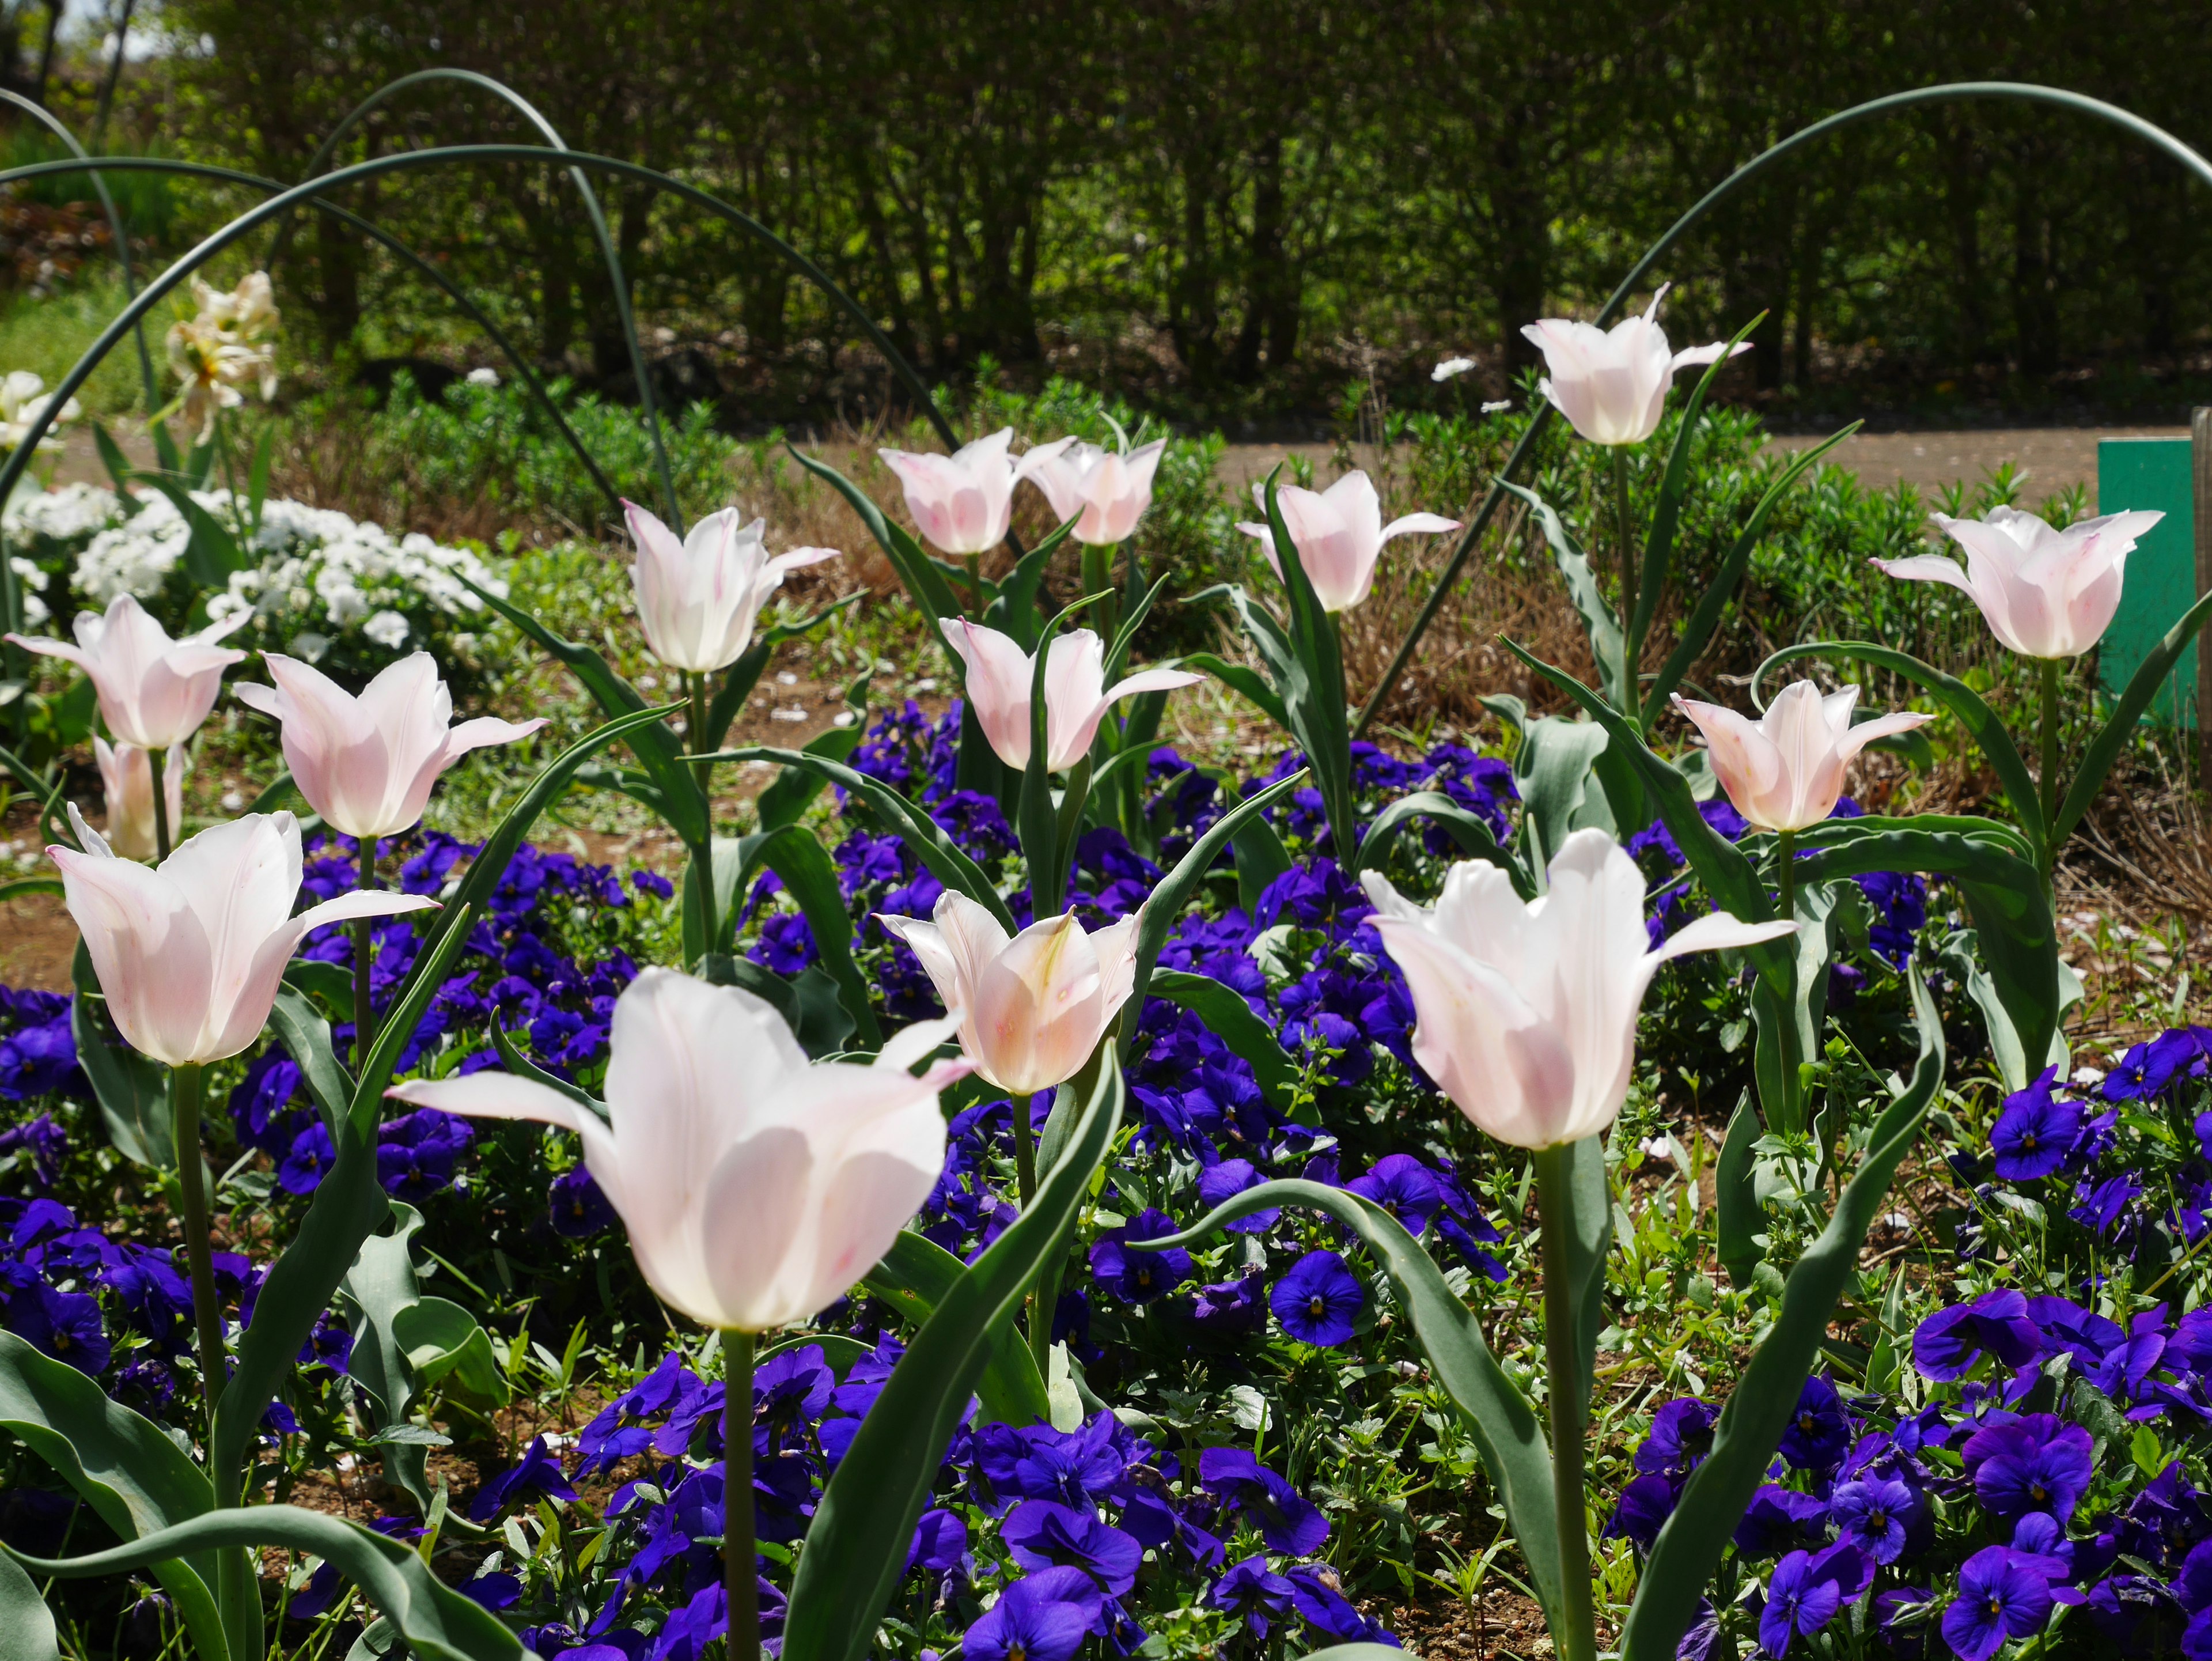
[390,968,965,1332]
[1671,683,1932,834]
[623,501,838,674]
[940,618,1200,773]
[1234,472,1459,613]
[1363,830,1794,1149]
[879,428,1076,556]
[7,593,247,749]
[51,808,437,1066]
[1521,285,1748,446]
[1873,505,2165,660]
[232,652,547,840]
[878,892,1141,1095]
[93,736,184,862]
[1025,438,1168,545]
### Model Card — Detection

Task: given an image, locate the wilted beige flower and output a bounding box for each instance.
[165,273,280,441]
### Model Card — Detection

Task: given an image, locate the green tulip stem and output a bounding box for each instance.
[1612,447,1637,712]
[723,1327,759,1661]
[2039,657,2062,876]
[1010,1091,1050,1375]
[149,745,172,862]
[1534,1144,1597,1661]
[354,835,377,1051]
[170,1061,228,1440]
[686,671,718,951]
[1777,829,1797,924]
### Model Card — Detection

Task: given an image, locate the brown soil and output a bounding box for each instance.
[1381,1583,1556,1660]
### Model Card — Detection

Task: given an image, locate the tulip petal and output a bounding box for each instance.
[1832,708,1934,765]
[698,1125,815,1331]
[1378,512,1462,543]
[51,842,213,1065]
[387,1070,598,1137]
[941,618,1037,769]
[1649,910,1798,967]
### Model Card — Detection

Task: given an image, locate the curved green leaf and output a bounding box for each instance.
[1632,316,1762,657]
[757,725,864,833]
[1502,480,1626,709]
[1514,715,1612,887]
[1125,771,1308,1054]
[1621,975,1944,1661]
[342,1202,438,1515]
[12,1504,522,1661]
[784,1051,1124,1661]
[1752,640,2046,858]
[1147,970,1298,1113]
[0,1548,59,1660]
[269,986,355,1134]
[1262,472,1356,856]
[1356,789,1522,888]
[1138,1179,1565,1641]
[757,826,884,1049]
[0,1331,224,1659]
[789,448,969,679]
[1228,807,1293,913]
[1641,422,1858,727]
[1180,649,1289,729]
[2055,586,2212,845]
[1714,1092,1763,1287]
[862,1229,1050,1428]
[712,746,1014,934]
[1794,825,2056,1087]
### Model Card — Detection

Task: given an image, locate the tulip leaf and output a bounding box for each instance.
[1018,592,1105,920]
[461,575,708,848]
[1124,770,1308,1057]
[2055,586,2212,847]
[1138,1179,1567,1644]
[787,447,970,676]
[0,1332,227,1659]
[1620,974,1944,1661]
[1502,480,1627,711]
[1639,423,1857,729]
[713,744,1016,934]
[136,476,248,585]
[785,1050,1123,1661]
[862,1230,1051,1428]
[1551,1134,1612,1427]
[1147,970,1299,1113]
[341,1201,441,1517]
[1512,714,1611,891]
[1178,649,1289,729]
[756,725,864,833]
[1355,789,1520,886]
[1714,1091,1764,1287]
[1260,471,1359,860]
[208,907,478,1511]
[1633,315,1762,660]
[0,1546,59,1661]
[1793,822,2058,1087]
[268,986,357,1135]
[396,1299,508,1406]
[10,1503,524,1661]
[1228,808,1293,914]
[69,940,173,1171]
[756,826,884,1050]
[1751,640,2046,860]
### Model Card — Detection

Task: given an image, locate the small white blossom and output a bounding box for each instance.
[362,609,411,649]
[1432,357,1475,382]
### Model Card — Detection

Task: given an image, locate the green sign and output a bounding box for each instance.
[2097,436,2198,725]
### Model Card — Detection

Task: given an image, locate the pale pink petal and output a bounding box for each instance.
[697,1126,814,1330]
[941,618,1036,769]
[51,842,212,1065]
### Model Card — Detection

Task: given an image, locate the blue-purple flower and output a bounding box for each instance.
[1271,1250,1364,1347]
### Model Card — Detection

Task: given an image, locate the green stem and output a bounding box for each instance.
[1533,1145,1597,1661]
[2039,656,2062,880]
[1777,828,1797,923]
[354,835,378,1057]
[687,671,718,951]
[1613,447,1637,718]
[170,1062,228,1441]
[149,744,172,861]
[1010,1093,1050,1376]
[724,1328,759,1661]
[1082,542,1114,638]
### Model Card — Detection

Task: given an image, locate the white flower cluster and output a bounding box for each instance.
[5,482,504,667]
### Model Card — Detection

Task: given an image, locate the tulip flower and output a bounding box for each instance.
[940,618,1200,773]
[1234,472,1459,613]
[878,427,1075,556]
[234,652,547,839]
[8,593,248,750]
[877,892,1142,1099]
[1362,829,1794,1149]
[1671,683,1932,835]
[621,500,839,674]
[1873,505,2165,661]
[93,736,184,862]
[51,807,436,1067]
[1025,438,1168,546]
[1521,285,1748,447]
[389,967,963,1333]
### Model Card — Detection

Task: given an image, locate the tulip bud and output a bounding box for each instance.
[93,736,184,862]
[1234,472,1458,613]
[622,501,837,675]
[1521,285,1747,447]
[8,593,248,750]
[878,429,1075,557]
[1025,438,1168,546]
[391,968,967,1334]
[1873,506,2165,661]
[233,651,546,839]
[1672,683,1932,834]
[1363,831,1794,1149]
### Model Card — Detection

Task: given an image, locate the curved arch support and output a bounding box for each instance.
[1353,80,2212,739]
